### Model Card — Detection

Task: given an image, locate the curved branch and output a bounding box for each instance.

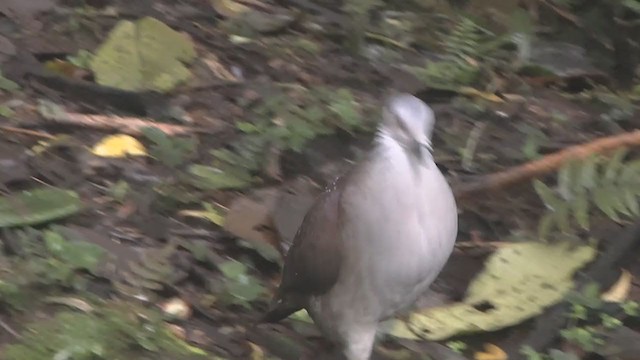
[454,129,640,200]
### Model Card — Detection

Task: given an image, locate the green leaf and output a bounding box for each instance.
[43,230,67,255]
[225,277,265,305]
[579,156,598,189]
[141,127,195,168]
[0,104,14,118]
[572,193,590,229]
[549,349,580,360]
[219,259,248,280]
[538,213,555,241]
[188,164,254,190]
[604,148,628,181]
[238,238,282,265]
[533,180,561,210]
[555,203,572,234]
[44,230,105,273]
[624,189,640,215]
[0,188,82,227]
[593,188,620,221]
[558,162,576,200]
[90,17,196,92]
[0,70,19,91]
[610,186,633,217]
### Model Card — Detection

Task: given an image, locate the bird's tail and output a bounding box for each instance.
[261,294,305,323]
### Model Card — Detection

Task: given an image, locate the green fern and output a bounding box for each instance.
[4,302,206,360]
[207,86,370,178]
[442,17,488,60]
[534,148,640,240]
[413,17,491,89]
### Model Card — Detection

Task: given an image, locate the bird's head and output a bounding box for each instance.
[381,93,435,160]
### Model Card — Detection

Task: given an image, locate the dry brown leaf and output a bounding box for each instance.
[601,269,632,303]
[474,343,508,360]
[224,188,278,245]
[248,341,265,360]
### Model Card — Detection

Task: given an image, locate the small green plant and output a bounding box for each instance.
[521,346,580,360]
[0,227,106,311]
[533,148,640,240]
[208,86,370,181]
[342,0,382,53]
[556,284,640,354]
[141,127,197,168]
[4,301,206,360]
[216,259,266,309]
[109,180,130,203]
[519,124,550,160]
[0,69,20,92]
[446,340,467,354]
[621,300,640,316]
[113,242,185,301]
[67,49,94,69]
[8,227,104,289]
[560,326,604,352]
[412,17,492,90]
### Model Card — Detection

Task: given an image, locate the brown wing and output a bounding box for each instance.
[262,177,345,322]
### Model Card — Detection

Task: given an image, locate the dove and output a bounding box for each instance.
[263,93,458,360]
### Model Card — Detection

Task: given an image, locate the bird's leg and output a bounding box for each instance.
[343,327,377,360]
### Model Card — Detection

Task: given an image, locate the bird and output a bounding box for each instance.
[262,93,458,360]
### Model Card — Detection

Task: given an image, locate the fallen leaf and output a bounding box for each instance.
[601,269,632,303]
[160,297,192,320]
[44,59,88,79]
[224,188,282,264]
[272,177,320,252]
[178,203,227,227]
[91,134,147,158]
[248,341,265,360]
[201,53,240,82]
[188,164,254,190]
[385,241,597,341]
[210,0,251,18]
[0,187,83,227]
[0,105,14,117]
[474,343,507,360]
[458,87,504,103]
[90,17,196,92]
[0,70,19,91]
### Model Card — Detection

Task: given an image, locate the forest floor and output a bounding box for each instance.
[0,0,639,359]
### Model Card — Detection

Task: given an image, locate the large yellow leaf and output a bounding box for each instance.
[90,17,196,92]
[386,241,596,341]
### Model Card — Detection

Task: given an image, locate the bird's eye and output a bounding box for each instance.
[395,115,411,136]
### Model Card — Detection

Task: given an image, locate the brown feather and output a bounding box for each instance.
[262,174,348,322]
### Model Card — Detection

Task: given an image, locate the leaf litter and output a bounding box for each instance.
[0,0,639,359]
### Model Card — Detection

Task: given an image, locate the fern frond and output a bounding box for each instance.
[534,148,640,240]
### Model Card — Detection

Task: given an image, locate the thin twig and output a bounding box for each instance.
[0,318,21,339]
[41,112,226,136]
[454,129,640,200]
[0,125,55,139]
